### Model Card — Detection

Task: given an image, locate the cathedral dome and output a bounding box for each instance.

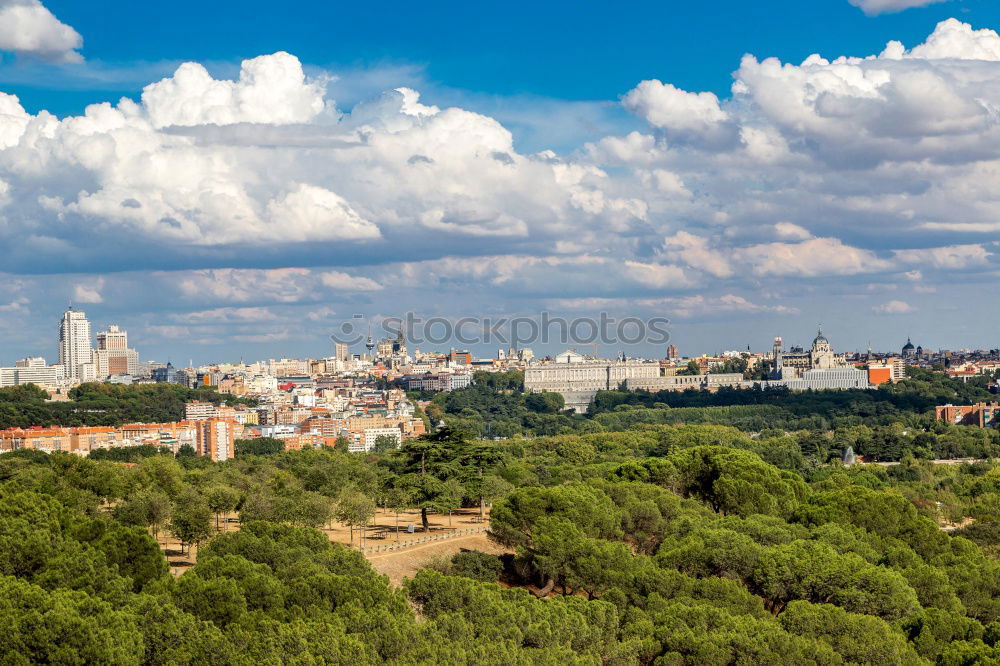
[902,337,915,352]
[812,328,828,346]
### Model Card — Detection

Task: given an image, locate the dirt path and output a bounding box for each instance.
[366,534,490,560]
[366,533,511,586]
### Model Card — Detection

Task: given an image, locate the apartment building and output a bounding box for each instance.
[346,426,404,453]
[119,422,199,452]
[273,432,323,451]
[196,419,238,462]
[401,372,473,392]
[1,425,135,454]
[936,403,1000,428]
[0,357,67,389]
[184,401,218,421]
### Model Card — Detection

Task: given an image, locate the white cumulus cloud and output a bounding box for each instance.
[622,80,728,132]
[72,279,104,304]
[175,307,279,323]
[319,271,383,291]
[872,300,916,314]
[848,0,949,16]
[0,0,82,63]
[0,54,646,256]
[141,52,328,128]
[267,184,381,242]
[893,243,991,269]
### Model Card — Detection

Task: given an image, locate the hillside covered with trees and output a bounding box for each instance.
[3,423,1000,663]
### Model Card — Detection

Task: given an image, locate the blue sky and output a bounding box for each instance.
[0,0,998,364]
[10,0,997,111]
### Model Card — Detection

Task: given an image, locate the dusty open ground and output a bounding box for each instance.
[161,507,510,583]
[367,533,511,585]
[325,506,491,548]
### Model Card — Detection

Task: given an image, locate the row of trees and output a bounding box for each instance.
[590,367,997,429]
[0,382,256,430]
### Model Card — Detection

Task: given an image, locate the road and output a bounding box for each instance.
[869,458,987,467]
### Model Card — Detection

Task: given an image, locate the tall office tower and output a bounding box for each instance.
[59,307,93,379]
[94,324,140,377]
[334,342,349,362]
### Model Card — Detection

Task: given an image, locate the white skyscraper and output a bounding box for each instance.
[59,307,93,379]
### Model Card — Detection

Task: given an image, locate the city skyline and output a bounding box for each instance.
[0,2,998,365]
[0,303,993,370]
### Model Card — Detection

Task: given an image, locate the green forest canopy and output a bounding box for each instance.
[3,420,1000,663]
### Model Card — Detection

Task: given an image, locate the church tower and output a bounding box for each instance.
[771,337,784,379]
[810,328,834,369]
